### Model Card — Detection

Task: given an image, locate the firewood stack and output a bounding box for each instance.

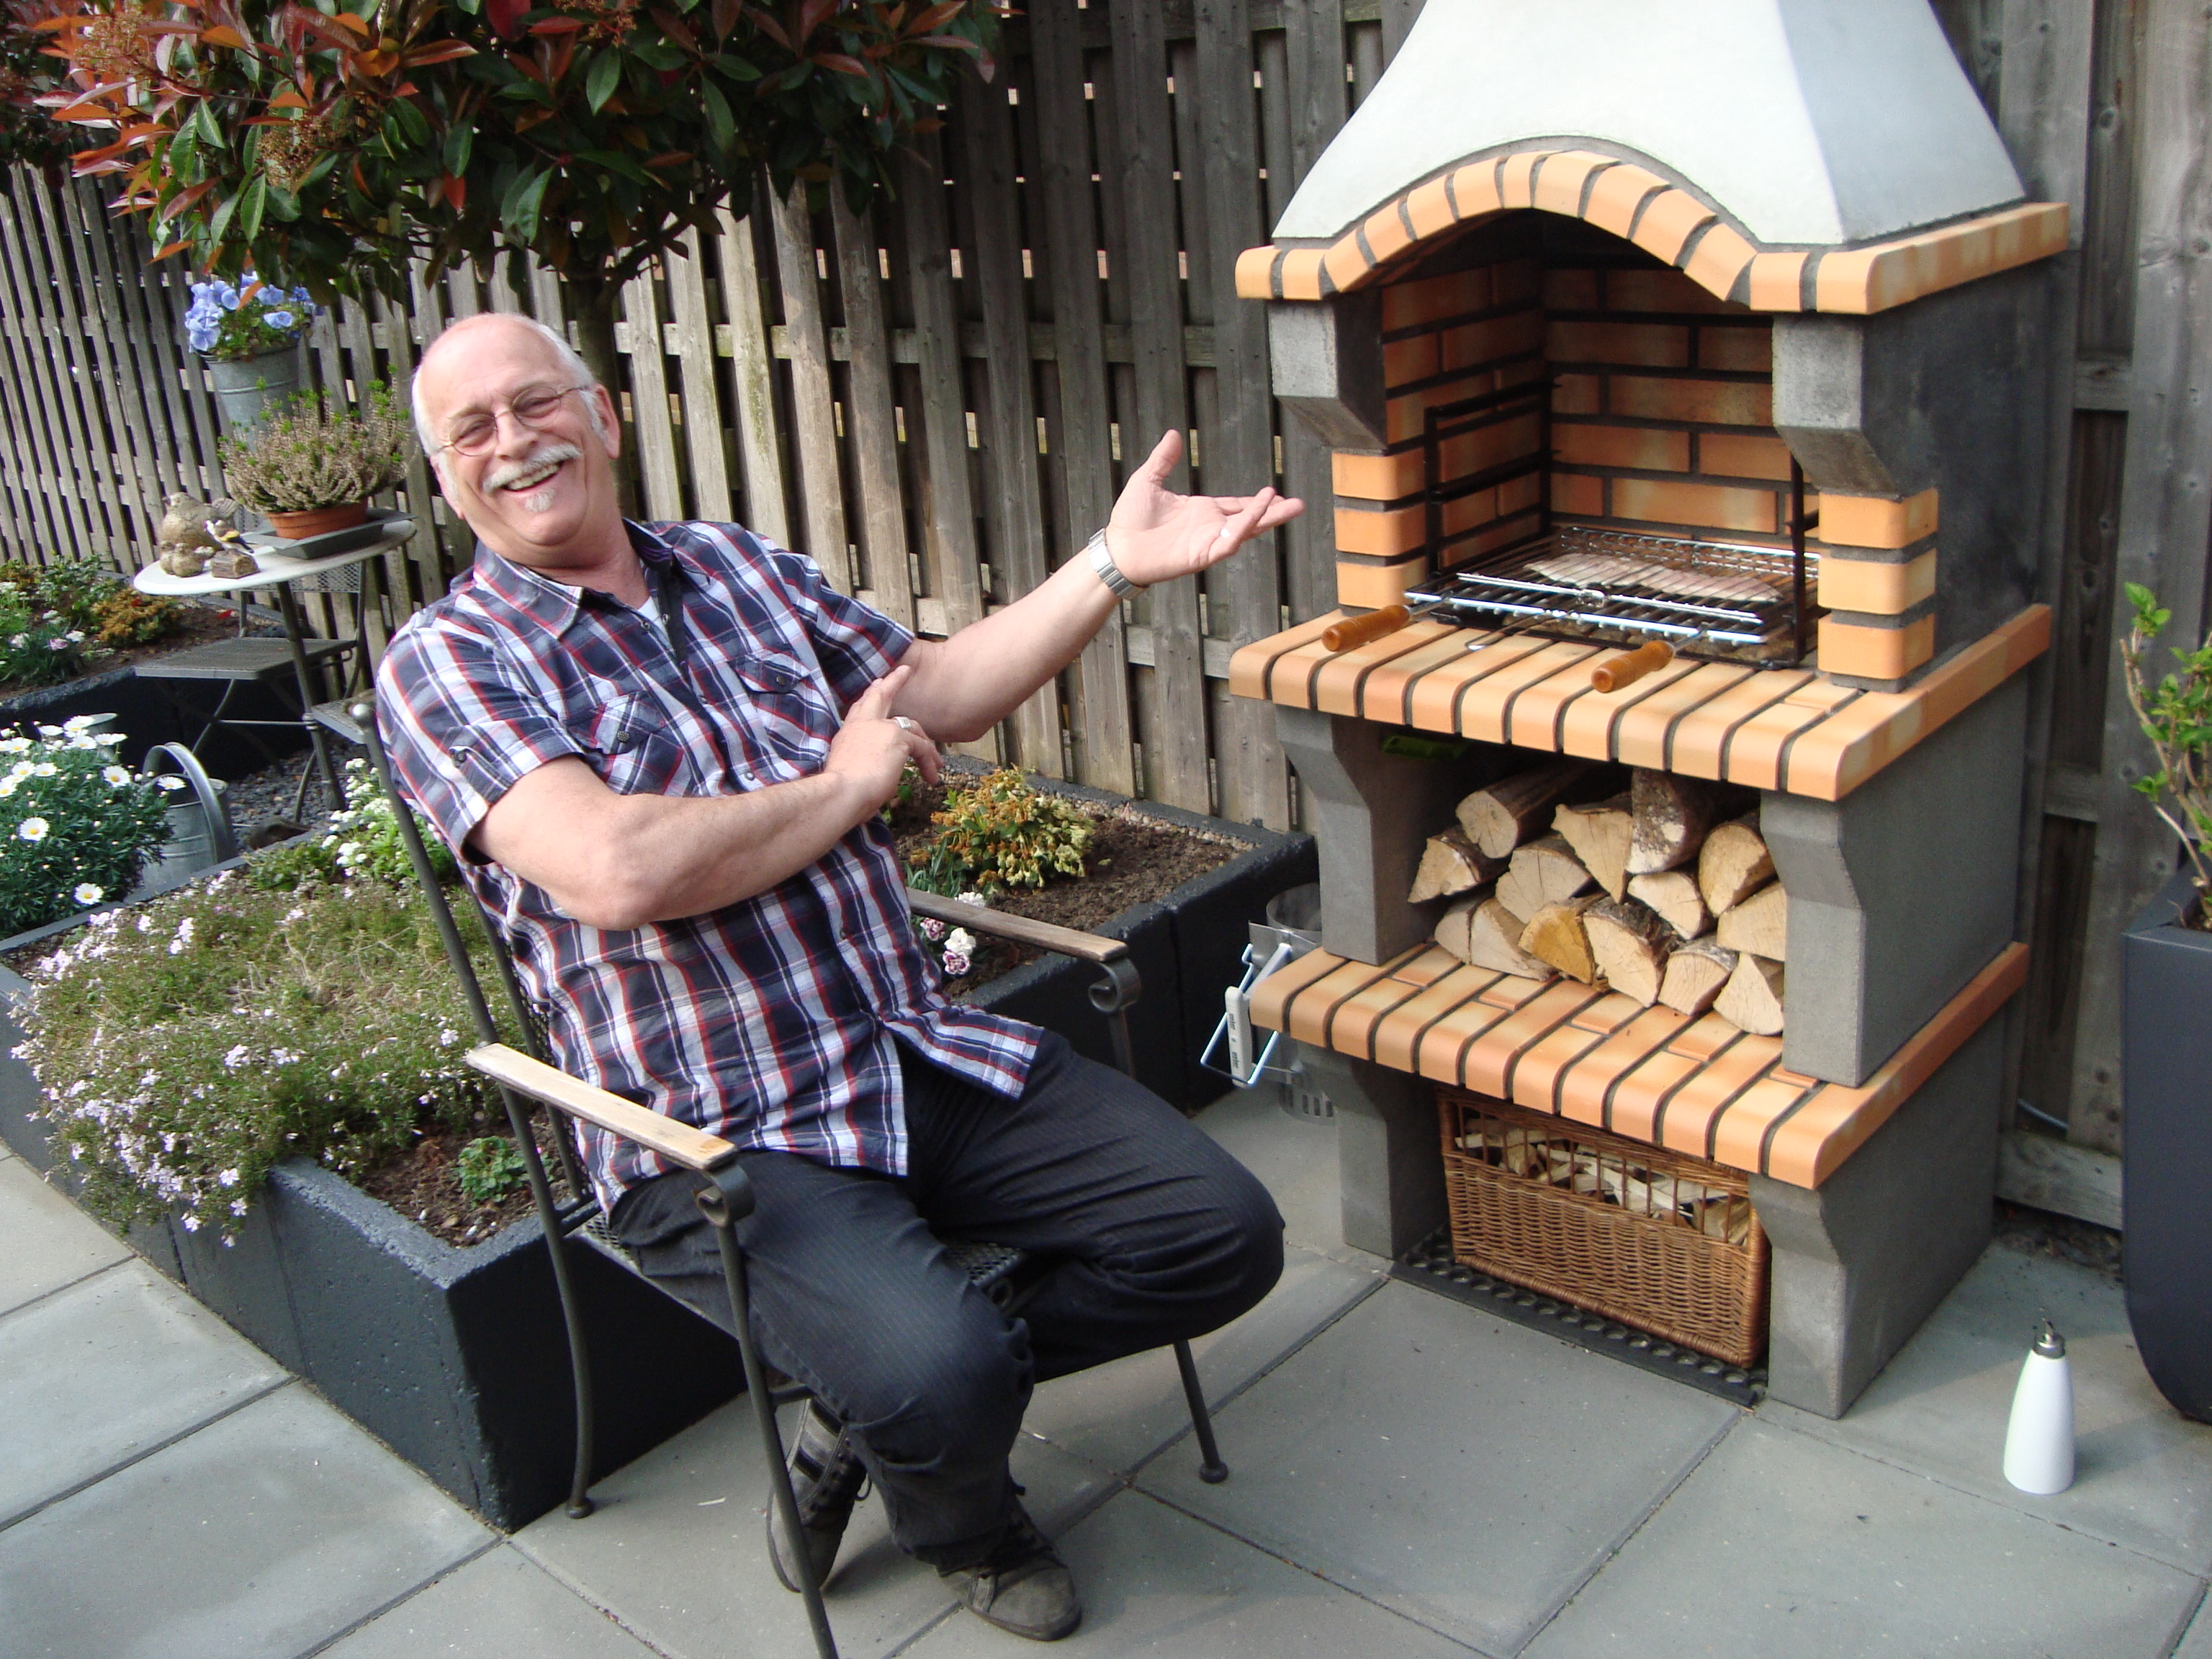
[1416,762,1789,1036]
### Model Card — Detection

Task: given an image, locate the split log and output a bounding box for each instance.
[1658,937,1737,1017]
[1627,770,1744,876]
[1584,896,1675,1006]
[1519,894,1604,984]
[1553,793,1633,899]
[1626,870,1709,942]
[1457,758,1604,859]
[1436,896,1556,980]
[1716,952,1786,1035]
[1698,816,1774,916]
[1495,835,1595,924]
[1407,829,1505,903]
[1715,881,1788,962]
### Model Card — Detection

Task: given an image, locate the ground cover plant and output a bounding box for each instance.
[0,557,185,689]
[0,717,171,936]
[2123,583,2212,927]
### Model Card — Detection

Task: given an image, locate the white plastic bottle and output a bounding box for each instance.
[2002,1318,2075,1496]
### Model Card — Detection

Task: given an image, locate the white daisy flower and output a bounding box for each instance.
[72,883,102,905]
[17,817,48,842]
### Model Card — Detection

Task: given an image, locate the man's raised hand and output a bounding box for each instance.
[825,665,940,811]
[1102,428,1305,589]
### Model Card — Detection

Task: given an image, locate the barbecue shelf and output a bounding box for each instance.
[1250,938,2028,1190]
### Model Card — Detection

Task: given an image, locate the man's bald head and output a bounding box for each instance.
[411,313,603,454]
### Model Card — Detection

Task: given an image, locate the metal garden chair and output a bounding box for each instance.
[337,701,1228,1659]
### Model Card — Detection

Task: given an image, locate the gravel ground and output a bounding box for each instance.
[220,738,364,847]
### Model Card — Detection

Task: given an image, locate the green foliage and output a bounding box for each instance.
[246,757,457,891]
[2122,583,2212,927]
[907,768,1093,896]
[0,720,169,937]
[0,0,72,170]
[216,382,416,513]
[0,599,92,688]
[24,866,511,1236]
[91,587,186,647]
[0,557,181,671]
[454,1133,527,1202]
[31,0,1001,324]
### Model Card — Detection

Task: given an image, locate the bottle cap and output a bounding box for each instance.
[2034,1318,2066,1359]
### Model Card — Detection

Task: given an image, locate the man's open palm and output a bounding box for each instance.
[1105,429,1305,588]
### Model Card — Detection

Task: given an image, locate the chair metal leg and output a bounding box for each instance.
[1173,1340,1228,1484]
[698,1172,840,1659]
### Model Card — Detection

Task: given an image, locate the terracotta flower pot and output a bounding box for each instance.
[264,500,369,541]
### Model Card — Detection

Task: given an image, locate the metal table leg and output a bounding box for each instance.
[274,581,344,814]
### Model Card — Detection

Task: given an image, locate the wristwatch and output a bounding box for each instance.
[1086,528,1141,598]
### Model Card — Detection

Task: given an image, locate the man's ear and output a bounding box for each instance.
[589,384,622,459]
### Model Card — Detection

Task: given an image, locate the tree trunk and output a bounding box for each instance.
[567,284,642,517]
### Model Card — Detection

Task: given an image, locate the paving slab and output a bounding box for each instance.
[900,1486,1478,1658]
[516,1393,1118,1659]
[0,1143,129,1317]
[321,1543,662,1659]
[1024,1242,1383,1479]
[1195,1086,1370,1267]
[1761,1239,2212,1574]
[0,1382,490,1659]
[2169,1588,2212,1659]
[1524,1416,2203,1659]
[0,1259,287,1526]
[1139,1279,1740,1655]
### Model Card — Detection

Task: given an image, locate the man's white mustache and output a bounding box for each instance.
[483,444,583,493]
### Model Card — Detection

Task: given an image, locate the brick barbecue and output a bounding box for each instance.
[1227,0,2064,1416]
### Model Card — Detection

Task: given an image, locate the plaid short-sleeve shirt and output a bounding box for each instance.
[375,520,1040,1211]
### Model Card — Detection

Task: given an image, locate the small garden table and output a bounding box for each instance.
[132,515,413,815]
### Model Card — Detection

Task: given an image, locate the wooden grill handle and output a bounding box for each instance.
[1321,605,1411,653]
[1591,639,1674,693]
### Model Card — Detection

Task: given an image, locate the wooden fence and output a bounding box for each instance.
[0,0,2201,1208]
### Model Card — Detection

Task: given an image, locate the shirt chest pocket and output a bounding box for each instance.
[733,653,837,771]
[575,693,695,796]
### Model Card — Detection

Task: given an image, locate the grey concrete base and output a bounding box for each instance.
[1290,1043,1446,1261]
[1764,673,2027,1085]
[1752,1020,2003,1419]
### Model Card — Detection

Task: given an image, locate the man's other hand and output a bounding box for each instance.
[827,665,941,810]
[1104,429,1305,589]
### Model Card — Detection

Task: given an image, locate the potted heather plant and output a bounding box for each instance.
[184,272,322,435]
[2118,583,2212,1421]
[217,382,416,541]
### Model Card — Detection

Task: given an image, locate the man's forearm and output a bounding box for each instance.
[893,554,1118,741]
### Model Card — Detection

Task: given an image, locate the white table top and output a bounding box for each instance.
[132,517,415,598]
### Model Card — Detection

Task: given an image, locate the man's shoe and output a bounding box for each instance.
[940,1501,1082,1642]
[768,1398,868,1593]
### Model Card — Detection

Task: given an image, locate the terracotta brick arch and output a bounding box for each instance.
[1236,148,2066,318]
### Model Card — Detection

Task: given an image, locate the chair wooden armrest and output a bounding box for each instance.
[906,888,1128,966]
[467,1043,737,1174]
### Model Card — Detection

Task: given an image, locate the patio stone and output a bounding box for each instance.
[1522,1416,2203,1659]
[321,1544,660,1658]
[0,1382,490,1659]
[1139,1280,1740,1655]
[1196,1084,1375,1267]
[1023,1242,1384,1478]
[899,1486,1480,1657]
[513,1393,1118,1659]
[0,1259,285,1526]
[0,1143,129,1317]
[1761,1239,2212,1574]
[2170,1591,2212,1658]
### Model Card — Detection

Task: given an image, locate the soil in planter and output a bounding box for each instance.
[885,775,1241,995]
[356,1113,577,1248]
[0,601,258,703]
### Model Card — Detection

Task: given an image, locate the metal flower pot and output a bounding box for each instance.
[2122,866,2212,1422]
[206,343,303,436]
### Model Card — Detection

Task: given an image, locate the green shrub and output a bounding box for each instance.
[454,1136,529,1205]
[246,757,455,893]
[24,868,511,1238]
[2123,583,2212,927]
[908,768,1094,895]
[91,588,185,647]
[0,721,171,938]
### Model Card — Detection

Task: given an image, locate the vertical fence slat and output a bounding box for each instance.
[0,181,66,558]
[138,228,224,502]
[770,183,853,588]
[1033,0,1135,796]
[1110,0,1209,811]
[19,174,124,562]
[375,285,450,606]
[27,174,135,562]
[76,184,187,526]
[832,192,916,628]
[621,271,685,520]
[55,184,158,558]
[714,209,791,545]
[666,228,734,524]
[0,184,100,562]
[1196,0,1288,829]
[956,78,1062,774]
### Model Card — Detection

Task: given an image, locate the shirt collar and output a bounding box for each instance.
[465,521,685,636]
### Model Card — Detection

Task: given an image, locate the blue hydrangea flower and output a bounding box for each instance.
[264,310,294,330]
[216,284,240,311]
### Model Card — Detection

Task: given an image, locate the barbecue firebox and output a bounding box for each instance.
[1226,0,2066,1419]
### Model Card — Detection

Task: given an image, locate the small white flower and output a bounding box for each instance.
[943,950,971,977]
[0,781,19,801]
[134,914,151,932]
[282,906,306,924]
[437,1028,460,1048]
[943,927,977,958]
[918,917,946,941]
[956,891,989,907]
[46,638,70,651]
[0,738,22,753]
[155,775,186,791]
[17,817,48,842]
[217,1167,240,1187]
[179,1214,200,1233]
[66,631,84,643]
[8,635,24,650]
[30,762,56,776]
[222,1045,251,1070]
[103,766,130,786]
[62,715,94,731]
[72,883,102,905]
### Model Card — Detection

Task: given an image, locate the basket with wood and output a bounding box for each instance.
[1437,1087,1770,1367]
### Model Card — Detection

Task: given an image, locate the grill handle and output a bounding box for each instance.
[1591,639,1675,693]
[1320,605,1411,653]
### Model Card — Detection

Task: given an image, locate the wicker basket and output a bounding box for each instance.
[1437,1087,1770,1367]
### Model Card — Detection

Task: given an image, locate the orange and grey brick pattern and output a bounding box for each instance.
[1234,149,2067,318]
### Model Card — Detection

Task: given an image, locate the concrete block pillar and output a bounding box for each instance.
[1293,1041,1447,1261]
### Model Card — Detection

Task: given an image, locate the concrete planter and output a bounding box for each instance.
[0,653,310,777]
[2122,868,2212,1424]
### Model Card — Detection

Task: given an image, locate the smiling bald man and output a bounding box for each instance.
[377,311,1303,1641]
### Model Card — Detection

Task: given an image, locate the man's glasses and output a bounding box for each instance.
[435,383,590,459]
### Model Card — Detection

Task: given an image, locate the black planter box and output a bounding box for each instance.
[0,660,310,776]
[2123,868,2212,1424]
